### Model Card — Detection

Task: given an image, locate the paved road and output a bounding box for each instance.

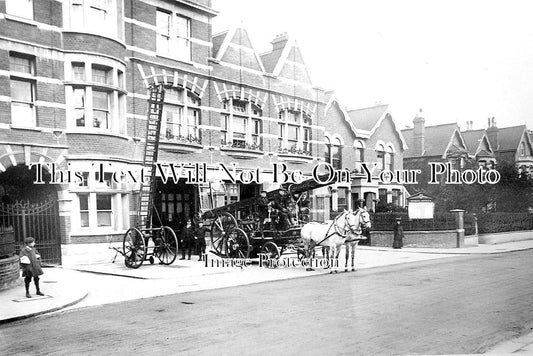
[1,250,533,355]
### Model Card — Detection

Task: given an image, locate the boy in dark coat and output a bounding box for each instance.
[257,190,270,237]
[19,236,44,298]
[180,220,195,260]
[194,221,208,261]
[393,218,404,249]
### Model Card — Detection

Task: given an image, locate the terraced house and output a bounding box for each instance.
[0,0,407,264]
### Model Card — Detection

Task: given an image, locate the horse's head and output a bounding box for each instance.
[343,209,371,234]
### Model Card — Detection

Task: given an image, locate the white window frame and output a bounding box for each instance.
[68,0,117,37]
[67,61,125,134]
[73,166,129,231]
[278,109,312,154]
[161,88,201,143]
[6,0,33,20]
[156,9,191,61]
[9,53,36,127]
[220,98,262,149]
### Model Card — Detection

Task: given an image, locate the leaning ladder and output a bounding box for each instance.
[137,84,165,228]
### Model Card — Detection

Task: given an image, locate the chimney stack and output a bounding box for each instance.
[486,117,499,151]
[271,33,289,51]
[413,109,425,156]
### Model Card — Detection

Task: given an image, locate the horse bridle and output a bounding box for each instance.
[344,210,370,235]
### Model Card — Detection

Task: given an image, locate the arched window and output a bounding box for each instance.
[324,137,331,163]
[278,109,312,155]
[376,144,385,171]
[325,137,342,169]
[220,98,262,150]
[161,88,201,143]
[332,137,342,169]
[385,145,395,171]
[354,140,365,162]
[520,142,526,156]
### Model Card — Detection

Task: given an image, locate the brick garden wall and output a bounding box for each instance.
[370,230,458,248]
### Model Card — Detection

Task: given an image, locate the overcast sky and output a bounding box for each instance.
[211,0,533,131]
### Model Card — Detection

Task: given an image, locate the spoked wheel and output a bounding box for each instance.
[210,212,238,257]
[123,227,146,269]
[226,227,251,259]
[154,226,178,265]
[261,241,280,268]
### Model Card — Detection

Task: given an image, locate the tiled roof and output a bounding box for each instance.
[259,49,283,73]
[461,129,486,154]
[402,123,461,158]
[212,30,228,58]
[496,125,527,151]
[346,105,389,131]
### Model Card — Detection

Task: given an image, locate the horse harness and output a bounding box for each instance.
[315,210,364,246]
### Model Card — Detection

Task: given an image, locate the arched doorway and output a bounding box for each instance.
[0,165,61,264]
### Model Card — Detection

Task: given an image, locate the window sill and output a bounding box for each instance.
[4,14,37,27]
[278,151,314,164]
[70,229,125,237]
[159,140,202,154]
[65,130,130,141]
[156,53,193,66]
[220,145,264,159]
[62,30,126,49]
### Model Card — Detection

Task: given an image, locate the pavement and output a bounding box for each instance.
[2,238,533,352]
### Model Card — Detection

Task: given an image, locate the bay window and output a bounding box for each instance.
[74,166,129,231]
[68,62,125,134]
[68,0,117,37]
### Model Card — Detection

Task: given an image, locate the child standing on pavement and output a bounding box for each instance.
[19,237,44,298]
[195,221,208,261]
[180,220,195,260]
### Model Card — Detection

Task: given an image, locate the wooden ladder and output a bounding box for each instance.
[137,84,165,228]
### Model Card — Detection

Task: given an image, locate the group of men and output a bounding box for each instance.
[257,187,310,234]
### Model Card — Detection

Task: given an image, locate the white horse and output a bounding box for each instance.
[343,210,371,271]
[300,209,370,272]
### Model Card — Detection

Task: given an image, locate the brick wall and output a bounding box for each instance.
[0,256,20,291]
[370,230,458,248]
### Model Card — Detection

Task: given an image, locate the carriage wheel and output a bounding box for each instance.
[210,212,238,256]
[261,241,280,268]
[226,227,251,259]
[154,226,178,265]
[123,227,146,269]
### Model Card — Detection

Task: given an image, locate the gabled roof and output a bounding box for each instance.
[347,105,389,131]
[346,104,407,149]
[259,34,312,84]
[259,50,282,73]
[213,26,265,72]
[461,129,493,155]
[402,123,467,158]
[496,125,528,151]
[212,30,228,58]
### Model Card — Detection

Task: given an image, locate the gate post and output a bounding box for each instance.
[21,207,27,239]
[450,209,465,248]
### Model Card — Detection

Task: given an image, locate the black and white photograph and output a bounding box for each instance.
[0,0,532,354]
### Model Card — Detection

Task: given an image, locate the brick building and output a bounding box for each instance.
[0,0,407,263]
